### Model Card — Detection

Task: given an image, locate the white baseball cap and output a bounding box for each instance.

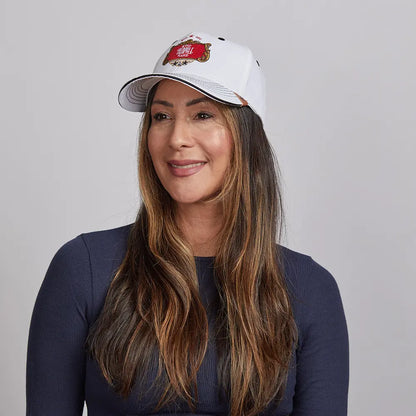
[118,32,266,121]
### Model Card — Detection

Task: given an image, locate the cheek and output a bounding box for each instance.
[204,125,231,152]
[213,131,233,166]
[225,133,234,158]
[146,137,166,186]
[147,133,162,167]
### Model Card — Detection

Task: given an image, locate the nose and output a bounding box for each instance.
[168,117,193,150]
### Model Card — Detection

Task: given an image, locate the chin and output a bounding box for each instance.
[165,188,208,204]
[171,195,205,205]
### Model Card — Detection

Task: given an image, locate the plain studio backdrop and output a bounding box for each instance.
[1,0,415,414]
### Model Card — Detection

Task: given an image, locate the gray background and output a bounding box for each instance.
[1,0,415,414]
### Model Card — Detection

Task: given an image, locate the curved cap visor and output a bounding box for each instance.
[118,73,243,112]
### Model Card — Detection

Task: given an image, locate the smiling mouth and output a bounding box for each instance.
[169,162,206,169]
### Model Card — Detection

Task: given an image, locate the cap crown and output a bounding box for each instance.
[118,32,266,121]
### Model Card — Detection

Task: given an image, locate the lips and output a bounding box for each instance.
[170,162,204,168]
[167,159,206,177]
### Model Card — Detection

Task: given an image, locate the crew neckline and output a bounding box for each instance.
[194,256,215,261]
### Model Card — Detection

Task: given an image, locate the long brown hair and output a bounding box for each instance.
[87,90,298,416]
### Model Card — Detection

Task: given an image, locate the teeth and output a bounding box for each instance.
[170,162,205,169]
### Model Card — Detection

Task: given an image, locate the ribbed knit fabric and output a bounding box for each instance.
[26,223,349,415]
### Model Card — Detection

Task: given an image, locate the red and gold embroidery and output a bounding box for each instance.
[163,40,211,66]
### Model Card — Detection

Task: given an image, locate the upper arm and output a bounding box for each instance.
[292,258,349,416]
[26,235,92,416]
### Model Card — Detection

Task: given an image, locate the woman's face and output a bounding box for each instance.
[147,80,233,206]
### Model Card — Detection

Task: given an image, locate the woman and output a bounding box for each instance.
[27,32,349,416]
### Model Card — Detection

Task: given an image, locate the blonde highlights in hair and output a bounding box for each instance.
[87,86,297,416]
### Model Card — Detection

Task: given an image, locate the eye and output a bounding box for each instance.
[196,112,213,120]
[152,112,169,121]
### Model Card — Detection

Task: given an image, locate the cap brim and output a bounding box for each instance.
[118,73,243,112]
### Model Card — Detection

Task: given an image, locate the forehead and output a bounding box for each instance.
[152,79,211,103]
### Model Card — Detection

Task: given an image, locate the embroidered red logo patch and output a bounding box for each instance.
[163,40,211,67]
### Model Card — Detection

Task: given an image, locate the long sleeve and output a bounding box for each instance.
[26,235,92,416]
[291,257,349,416]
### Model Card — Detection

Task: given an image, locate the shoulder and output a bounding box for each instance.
[278,244,341,299]
[50,223,132,279]
[79,223,133,255]
[277,244,347,341]
[46,223,133,322]
[53,222,132,257]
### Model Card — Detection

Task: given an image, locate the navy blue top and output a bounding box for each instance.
[26,224,349,415]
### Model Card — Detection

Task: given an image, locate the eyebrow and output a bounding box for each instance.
[151,97,211,108]
[152,99,173,107]
[186,97,211,106]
